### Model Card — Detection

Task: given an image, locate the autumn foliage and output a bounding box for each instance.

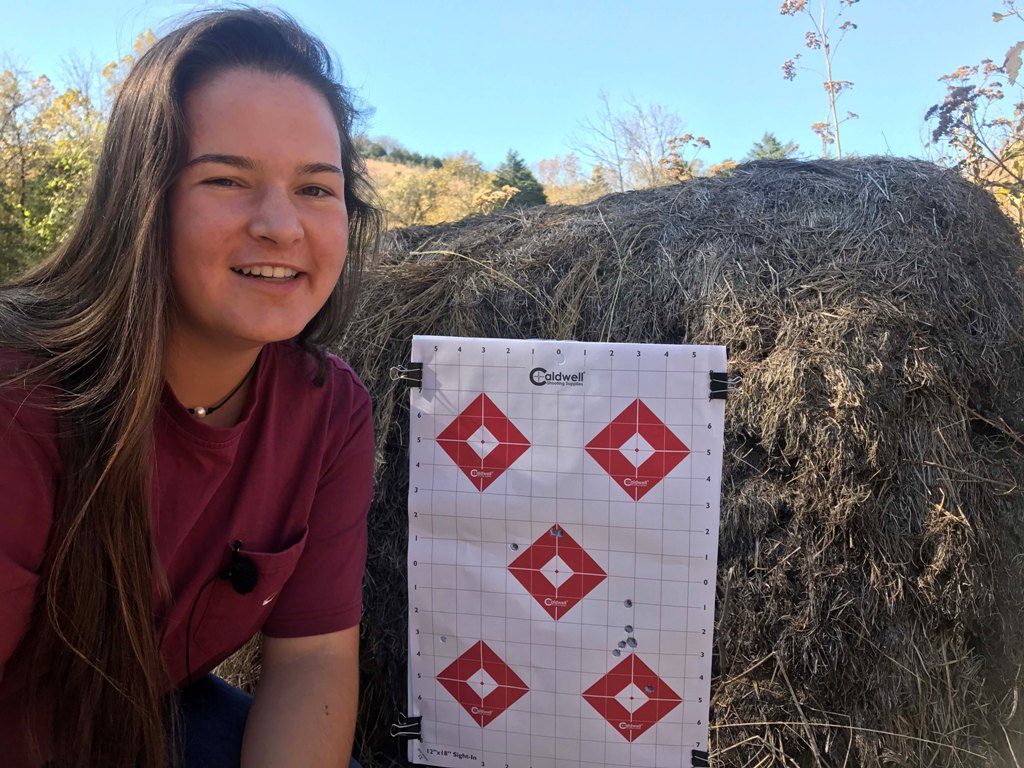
[926,2,1024,235]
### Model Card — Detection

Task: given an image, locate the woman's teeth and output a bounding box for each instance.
[232,266,299,280]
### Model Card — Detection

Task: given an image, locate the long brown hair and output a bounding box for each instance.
[0,9,381,766]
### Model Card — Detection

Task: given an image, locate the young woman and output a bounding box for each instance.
[0,9,381,767]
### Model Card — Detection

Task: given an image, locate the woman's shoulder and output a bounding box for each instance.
[0,347,57,405]
[273,341,366,390]
[0,346,43,374]
[0,347,60,457]
[262,342,372,458]
[270,341,371,415]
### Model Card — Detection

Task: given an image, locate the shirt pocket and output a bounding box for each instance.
[190,526,309,660]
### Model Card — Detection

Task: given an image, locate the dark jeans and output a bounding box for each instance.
[178,674,361,767]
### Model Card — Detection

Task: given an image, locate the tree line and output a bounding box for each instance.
[2,2,1023,275]
[0,33,148,279]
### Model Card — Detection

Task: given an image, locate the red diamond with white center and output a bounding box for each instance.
[437,394,530,491]
[582,654,683,742]
[437,641,528,727]
[585,399,689,500]
[509,525,606,620]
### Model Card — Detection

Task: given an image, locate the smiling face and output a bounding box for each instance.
[166,68,348,356]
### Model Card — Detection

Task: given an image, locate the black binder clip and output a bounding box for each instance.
[389,713,422,741]
[691,748,710,767]
[389,362,423,388]
[710,371,729,400]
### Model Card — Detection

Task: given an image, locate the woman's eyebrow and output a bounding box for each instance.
[185,153,256,170]
[184,155,341,177]
[298,162,343,176]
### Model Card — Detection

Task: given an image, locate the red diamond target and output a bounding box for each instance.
[437,394,530,491]
[509,525,606,620]
[585,399,689,500]
[582,654,682,742]
[437,641,528,726]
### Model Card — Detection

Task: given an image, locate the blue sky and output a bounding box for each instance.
[0,1,1015,170]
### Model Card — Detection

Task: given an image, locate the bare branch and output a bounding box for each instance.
[571,92,684,191]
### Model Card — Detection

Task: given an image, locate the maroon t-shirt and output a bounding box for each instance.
[0,341,373,764]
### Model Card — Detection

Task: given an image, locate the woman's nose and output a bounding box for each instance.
[248,186,303,245]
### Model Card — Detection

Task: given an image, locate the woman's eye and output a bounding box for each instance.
[203,177,239,187]
[300,185,331,197]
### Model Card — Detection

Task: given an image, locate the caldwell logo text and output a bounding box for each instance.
[529,367,586,387]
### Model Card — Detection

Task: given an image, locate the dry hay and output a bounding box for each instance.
[223,157,1024,767]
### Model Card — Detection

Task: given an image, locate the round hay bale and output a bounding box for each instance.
[338,157,1024,767]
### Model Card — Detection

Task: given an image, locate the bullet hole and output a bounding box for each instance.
[549,526,564,537]
[617,640,627,649]
[440,636,448,643]
[644,685,654,695]
[624,625,633,633]
[624,599,633,608]
[510,543,519,551]
[626,637,637,648]
[612,649,621,657]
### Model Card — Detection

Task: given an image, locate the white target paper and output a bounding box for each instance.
[406,336,725,768]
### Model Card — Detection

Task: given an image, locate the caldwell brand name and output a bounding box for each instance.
[530,367,586,387]
[470,707,493,716]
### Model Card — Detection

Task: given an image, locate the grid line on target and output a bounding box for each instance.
[407,336,725,768]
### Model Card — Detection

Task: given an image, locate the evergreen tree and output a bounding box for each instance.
[744,132,799,161]
[492,150,547,207]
